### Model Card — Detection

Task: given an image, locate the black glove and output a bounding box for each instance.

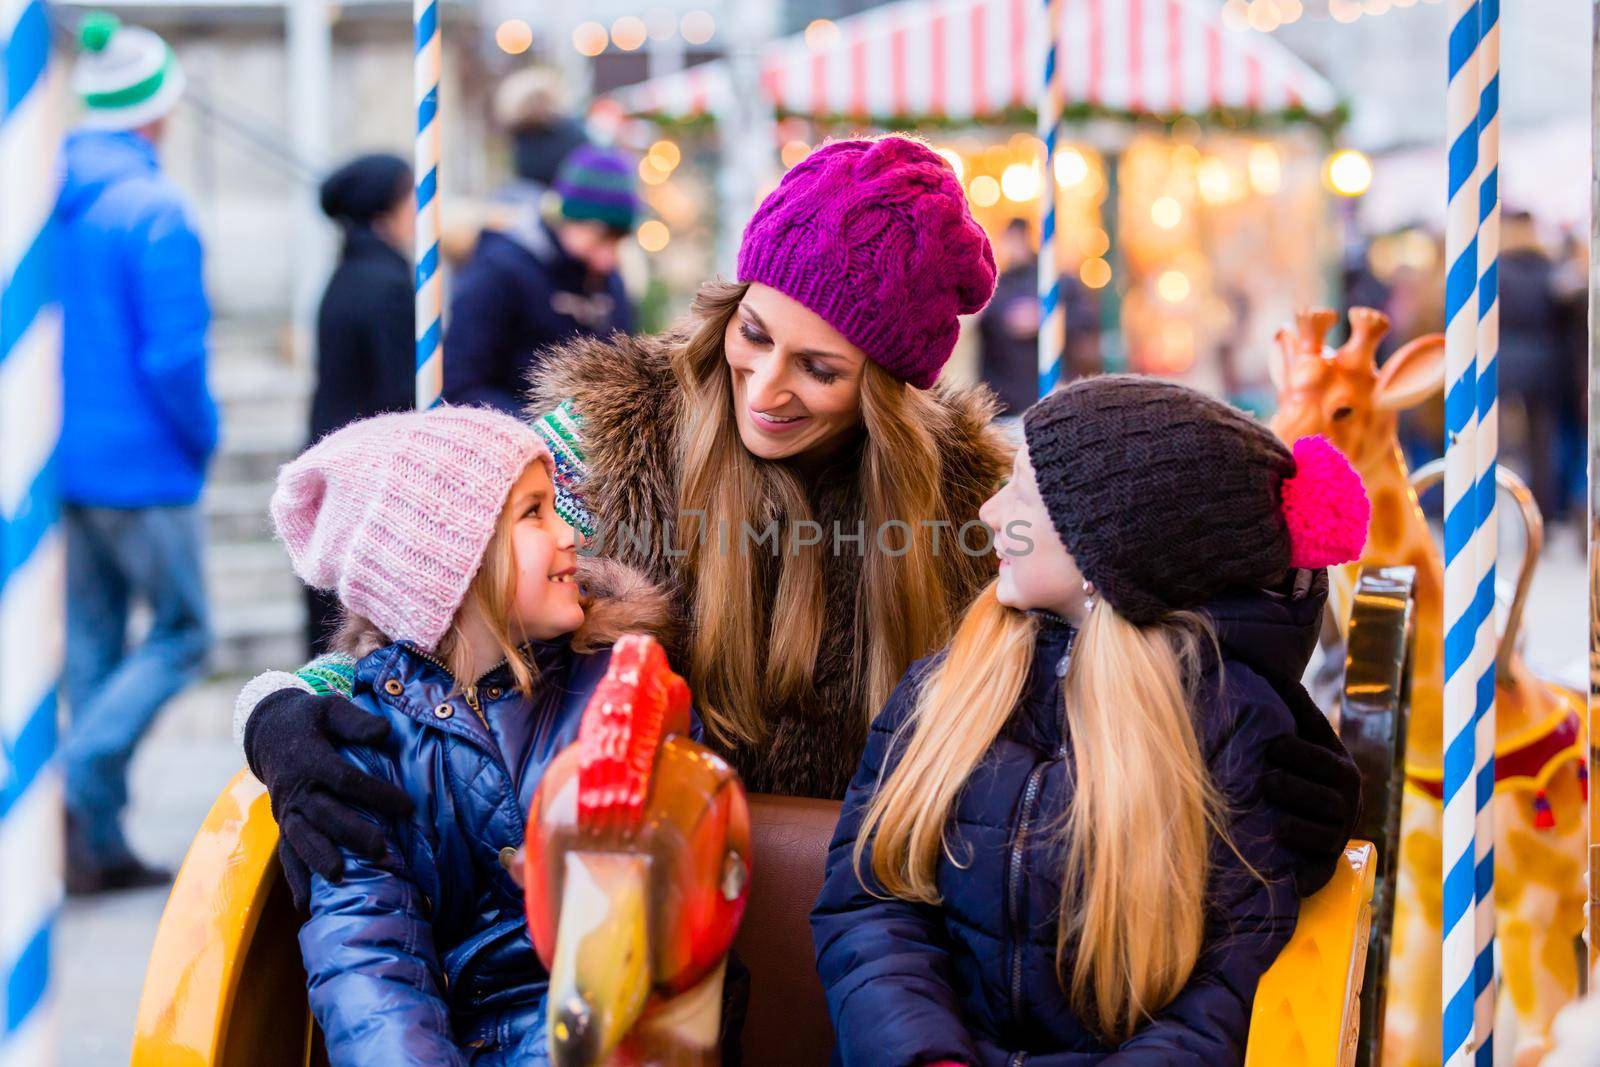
[245,689,415,910]
[1261,688,1364,898]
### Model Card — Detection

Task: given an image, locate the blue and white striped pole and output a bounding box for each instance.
[1442,0,1490,1062]
[0,0,63,1064]
[1469,0,1500,1061]
[1036,0,1063,398]
[413,0,442,409]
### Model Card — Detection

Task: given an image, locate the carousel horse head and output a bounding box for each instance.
[524,634,751,1067]
[1267,306,1445,467]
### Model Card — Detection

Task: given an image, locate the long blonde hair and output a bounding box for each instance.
[672,281,975,746]
[856,583,1226,1043]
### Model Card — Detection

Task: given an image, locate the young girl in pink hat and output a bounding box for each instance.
[270,405,677,1064]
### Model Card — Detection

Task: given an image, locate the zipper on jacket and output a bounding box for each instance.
[403,644,504,734]
[463,685,489,731]
[1007,762,1047,1029]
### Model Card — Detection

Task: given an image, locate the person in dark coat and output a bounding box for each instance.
[301,152,417,655]
[978,220,1099,415]
[442,145,637,414]
[813,377,1370,1066]
[493,66,590,191]
[1497,211,1567,520]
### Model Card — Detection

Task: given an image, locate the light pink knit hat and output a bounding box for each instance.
[271,407,552,652]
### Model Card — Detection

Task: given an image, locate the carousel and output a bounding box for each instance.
[0,1,1596,1066]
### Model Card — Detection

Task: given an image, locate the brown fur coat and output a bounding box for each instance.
[526,330,1013,799]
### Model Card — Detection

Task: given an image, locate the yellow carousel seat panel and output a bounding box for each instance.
[1246,841,1377,1067]
[130,770,318,1067]
[136,774,1376,1067]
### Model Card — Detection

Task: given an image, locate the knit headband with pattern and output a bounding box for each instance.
[533,399,595,538]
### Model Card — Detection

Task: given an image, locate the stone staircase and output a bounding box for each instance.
[203,319,309,677]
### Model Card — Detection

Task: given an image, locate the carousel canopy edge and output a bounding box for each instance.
[600,0,1343,130]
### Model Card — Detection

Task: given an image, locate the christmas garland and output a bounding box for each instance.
[626,100,1349,143]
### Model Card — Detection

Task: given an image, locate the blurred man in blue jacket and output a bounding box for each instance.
[54,12,215,893]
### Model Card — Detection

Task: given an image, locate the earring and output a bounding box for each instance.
[1081,579,1096,615]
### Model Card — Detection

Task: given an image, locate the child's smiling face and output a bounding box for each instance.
[979,447,1090,621]
[505,461,585,641]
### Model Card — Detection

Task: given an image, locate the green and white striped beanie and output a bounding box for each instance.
[73,13,185,130]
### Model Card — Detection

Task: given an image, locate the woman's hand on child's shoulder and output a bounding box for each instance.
[247,689,416,910]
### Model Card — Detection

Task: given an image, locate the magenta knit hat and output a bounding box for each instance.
[736,136,997,389]
[271,407,552,652]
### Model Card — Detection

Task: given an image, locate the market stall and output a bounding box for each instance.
[600,0,1345,400]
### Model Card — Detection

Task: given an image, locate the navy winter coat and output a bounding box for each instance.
[812,583,1323,1067]
[442,217,632,415]
[300,638,618,1065]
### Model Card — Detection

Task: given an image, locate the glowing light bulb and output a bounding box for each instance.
[969,175,1001,207]
[611,17,647,51]
[637,220,670,252]
[573,22,608,56]
[1151,196,1183,229]
[680,10,716,45]
[1324,149,1373,197]
[1054,148,1090,187]
[495,19,533,55]
[1001,162,1041,202]
[1248,143,1282,194]
[648,140,681,172]
[1080,258,1112,289]
[804,19,840,52]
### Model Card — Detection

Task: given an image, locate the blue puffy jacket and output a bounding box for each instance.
[300,638,619,1065]
[55,129,216,506]
[812,581,1324,1067]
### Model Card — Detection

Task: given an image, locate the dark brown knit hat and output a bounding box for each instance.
[1021,375,1297,625]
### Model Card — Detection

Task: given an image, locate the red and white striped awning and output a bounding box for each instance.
[606,0,1339,123]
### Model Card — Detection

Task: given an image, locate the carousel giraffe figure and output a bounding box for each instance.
[1270,307,1587,1067]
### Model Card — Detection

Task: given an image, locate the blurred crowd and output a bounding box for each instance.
[1344,211,1589,529]
[51,16,643,892]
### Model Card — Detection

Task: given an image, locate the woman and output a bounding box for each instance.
[303,152,416,653]
[238,136,1360,910]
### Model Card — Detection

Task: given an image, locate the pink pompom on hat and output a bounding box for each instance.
[1279,435,1370,570]
[271,407,552,653]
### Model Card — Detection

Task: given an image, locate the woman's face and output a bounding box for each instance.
[506,461,585,641]
[978,447,1089,620]
[724,283,869,462]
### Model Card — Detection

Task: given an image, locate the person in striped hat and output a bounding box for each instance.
[442,144,638,414]
[55,12,214,894]
[71,10,186,131]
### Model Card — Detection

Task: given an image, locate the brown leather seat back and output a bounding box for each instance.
[734,794,843,1067]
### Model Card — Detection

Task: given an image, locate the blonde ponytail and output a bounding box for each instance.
[855,584,1037,900]
[857,585,1226,1045]
[1059,604,1222,1042]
